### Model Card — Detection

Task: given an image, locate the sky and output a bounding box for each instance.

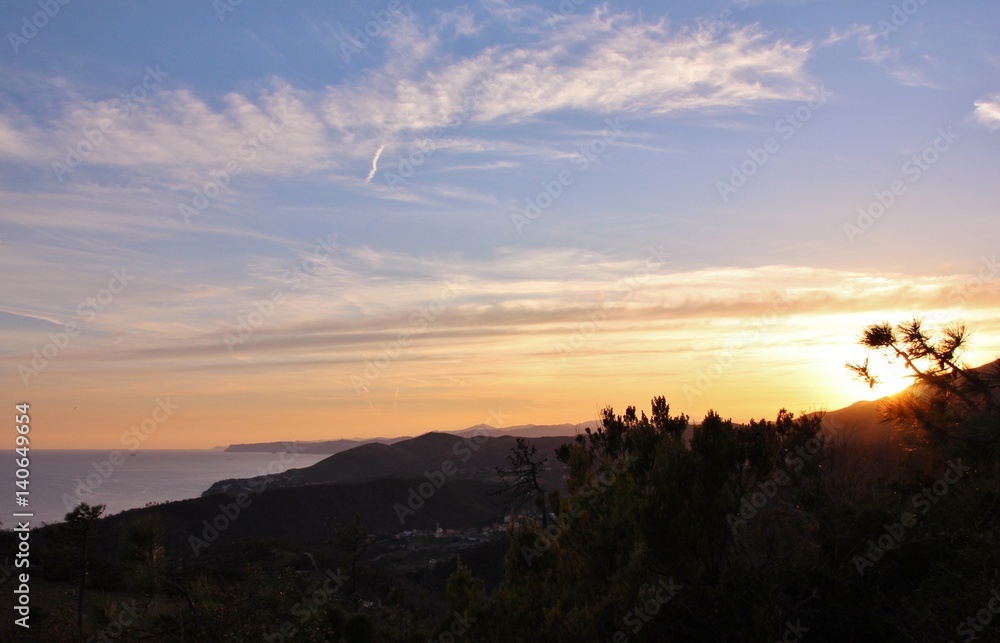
[1,0,999,449]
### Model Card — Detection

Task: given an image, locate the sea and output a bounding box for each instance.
[3,450,331,526]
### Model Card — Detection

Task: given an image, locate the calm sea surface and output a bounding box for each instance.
[3,450,330,525]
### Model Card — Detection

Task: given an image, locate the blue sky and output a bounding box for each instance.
[2,0,1000,447]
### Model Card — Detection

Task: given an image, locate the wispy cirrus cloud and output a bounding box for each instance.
[322,13,813,132]
[0,8,813,189]
[823,24,933,87]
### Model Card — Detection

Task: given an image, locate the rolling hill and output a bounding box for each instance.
[221,422,595,454]
[204,432,576,497]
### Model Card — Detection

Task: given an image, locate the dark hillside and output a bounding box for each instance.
[51,477,507,560]
[204,433,574,496]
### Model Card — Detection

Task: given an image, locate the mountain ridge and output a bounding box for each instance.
[222,421,598,454]
[204,432,575,497]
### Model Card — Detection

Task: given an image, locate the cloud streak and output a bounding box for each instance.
[6,245,999,376]
[365,144,386,182]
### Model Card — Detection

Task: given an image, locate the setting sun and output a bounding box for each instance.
[854,357,916,399]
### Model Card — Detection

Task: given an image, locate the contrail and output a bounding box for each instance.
[365,144,385,183]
